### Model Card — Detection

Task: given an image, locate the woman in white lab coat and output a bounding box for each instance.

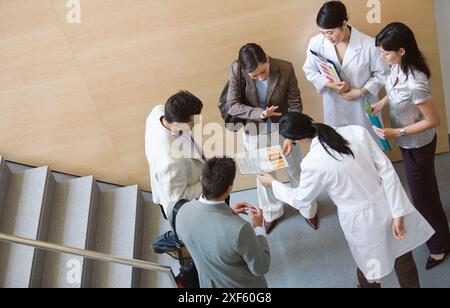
[303,1,389,145]
[258,112,434,288]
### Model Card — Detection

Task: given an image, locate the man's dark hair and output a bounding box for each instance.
[238,43,268,73]
[202,158,237,200]
[164,90,203,123]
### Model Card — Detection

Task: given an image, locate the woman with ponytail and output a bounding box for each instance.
[373,22,449,270]
[258,112,434,288]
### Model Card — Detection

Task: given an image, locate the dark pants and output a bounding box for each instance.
[357,252,420,288]
[401,135,450,255]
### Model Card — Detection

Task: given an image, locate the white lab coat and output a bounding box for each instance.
[145,105,205,214]
[303,26,389,145]
[272,125,434,280]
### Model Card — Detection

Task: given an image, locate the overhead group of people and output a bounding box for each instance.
[145,1,450,288]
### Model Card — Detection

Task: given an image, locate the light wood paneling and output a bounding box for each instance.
[0,0,448,192]
[0,0,129,185]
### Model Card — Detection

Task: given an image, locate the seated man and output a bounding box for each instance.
[145,90,205,217]
[176,158,271,288]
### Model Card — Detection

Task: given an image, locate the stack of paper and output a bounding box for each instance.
[235,146,289,175]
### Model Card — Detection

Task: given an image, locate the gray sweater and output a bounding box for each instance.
[176,200,270,288]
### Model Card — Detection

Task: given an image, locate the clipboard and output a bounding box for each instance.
[310,50,342,83]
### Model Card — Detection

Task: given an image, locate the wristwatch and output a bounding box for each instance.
[400,128,407,137]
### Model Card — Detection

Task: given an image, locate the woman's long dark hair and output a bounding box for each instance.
[280,113,354,160]
[376,22,431,79]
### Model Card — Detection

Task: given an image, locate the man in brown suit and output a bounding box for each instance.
[226,43,319,233]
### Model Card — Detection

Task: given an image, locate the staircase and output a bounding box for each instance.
[0,156,177,288]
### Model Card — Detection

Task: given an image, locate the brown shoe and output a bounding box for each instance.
[305,215,319,230]
[264,219,278,234]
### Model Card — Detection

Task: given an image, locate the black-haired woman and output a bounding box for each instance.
[372,22,449,270]
[258,113,434,288]
[303,1,389,147]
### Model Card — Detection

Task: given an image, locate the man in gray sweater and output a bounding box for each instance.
[176,157,271,288]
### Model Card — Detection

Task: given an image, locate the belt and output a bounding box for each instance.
[336,186,385,213]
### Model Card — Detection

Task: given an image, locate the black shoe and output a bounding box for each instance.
[426,253,447,270]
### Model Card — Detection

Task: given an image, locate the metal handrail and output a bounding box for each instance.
[0,233,178,288]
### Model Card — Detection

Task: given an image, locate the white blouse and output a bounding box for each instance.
[386,64,435,149]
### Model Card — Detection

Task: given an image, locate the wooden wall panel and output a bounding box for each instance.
[1,0,448,192]
[0,0,129,185]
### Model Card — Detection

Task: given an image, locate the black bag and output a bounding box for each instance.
[176,259,199,289]
[152,199,200,288]
[218,62,248,132]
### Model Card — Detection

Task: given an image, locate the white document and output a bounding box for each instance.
[235,146,289,175]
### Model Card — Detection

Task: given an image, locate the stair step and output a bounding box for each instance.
[0,166,54,288]
[139,197,178,288]
[39,176,98,288]
[89,185,143,288]
[0,157,11,218]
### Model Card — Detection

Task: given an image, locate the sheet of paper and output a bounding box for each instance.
[235,146,289,175]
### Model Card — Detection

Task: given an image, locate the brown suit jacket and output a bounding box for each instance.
[226,57,303,131]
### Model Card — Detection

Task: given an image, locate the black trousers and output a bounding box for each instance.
[357,252,420,288]
[400,135,450,254]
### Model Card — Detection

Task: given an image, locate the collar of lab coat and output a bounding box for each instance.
[342,26,363,69]
[310,137,320,150]
[324,25,363,70]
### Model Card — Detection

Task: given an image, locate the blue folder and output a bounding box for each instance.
[365,100,392,152]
